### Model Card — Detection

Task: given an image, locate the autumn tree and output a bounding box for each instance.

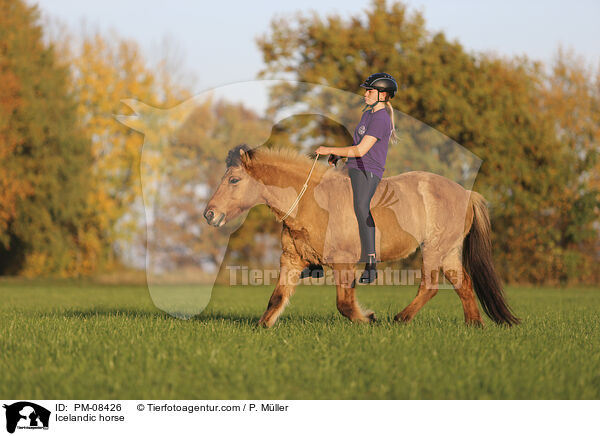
[0,0,93,276]
[539,49,600,283]
[73,32,192,271]
[256,0,600,284]
[0,8,32,247]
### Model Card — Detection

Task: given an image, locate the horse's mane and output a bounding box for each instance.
[227,144,347,180]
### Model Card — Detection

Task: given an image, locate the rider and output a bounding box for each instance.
[300,72,398,284]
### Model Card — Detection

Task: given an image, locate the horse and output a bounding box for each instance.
[203,144,520,328]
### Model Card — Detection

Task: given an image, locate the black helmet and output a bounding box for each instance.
[360,72,397,99]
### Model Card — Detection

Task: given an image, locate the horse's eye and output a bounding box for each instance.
[229,177,240,184]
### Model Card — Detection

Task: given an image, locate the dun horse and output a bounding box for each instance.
[203,144,519,328]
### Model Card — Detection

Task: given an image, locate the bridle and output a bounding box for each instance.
[281,153,321,221]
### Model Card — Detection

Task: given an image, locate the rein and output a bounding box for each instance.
[281,153,321,221]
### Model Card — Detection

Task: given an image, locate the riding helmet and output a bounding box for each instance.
[360,72,397,99]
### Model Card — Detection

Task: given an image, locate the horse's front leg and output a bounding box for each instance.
[258,251,305,328]
[333,263,377,323]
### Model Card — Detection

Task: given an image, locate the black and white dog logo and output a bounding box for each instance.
[3,402,50,434]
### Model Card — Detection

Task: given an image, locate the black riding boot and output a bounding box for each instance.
[299,263,324,279]
[359,254,377,284]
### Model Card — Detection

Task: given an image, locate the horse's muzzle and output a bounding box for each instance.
[204,208,226,227]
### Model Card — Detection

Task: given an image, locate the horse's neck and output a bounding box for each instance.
[252,159,316,228]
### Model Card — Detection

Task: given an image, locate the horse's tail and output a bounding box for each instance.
[463,191,520,326]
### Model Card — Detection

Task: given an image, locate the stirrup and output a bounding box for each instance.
[358,261,377,284]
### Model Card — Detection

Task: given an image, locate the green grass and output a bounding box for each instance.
[1,280,599,399]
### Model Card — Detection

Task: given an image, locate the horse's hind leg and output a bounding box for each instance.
[442,253,483,327]
[333,263,376,323]
[395,251,440,323]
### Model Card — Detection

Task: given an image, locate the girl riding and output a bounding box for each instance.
[301,72,398,284]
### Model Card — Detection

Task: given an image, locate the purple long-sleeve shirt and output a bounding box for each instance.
[345,108,392,179]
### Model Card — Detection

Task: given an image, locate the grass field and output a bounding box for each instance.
[1,280,599,399]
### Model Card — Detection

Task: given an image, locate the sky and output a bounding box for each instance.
[33,0,600,106]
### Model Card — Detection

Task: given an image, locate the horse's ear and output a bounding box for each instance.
[239,148,254,167]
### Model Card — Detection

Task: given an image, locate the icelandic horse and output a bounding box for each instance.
[203,145,520,328]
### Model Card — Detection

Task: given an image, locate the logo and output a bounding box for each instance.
[3,402,50,434]
[358,124,366,135]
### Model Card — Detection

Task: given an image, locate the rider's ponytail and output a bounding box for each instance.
[385,100,399,144]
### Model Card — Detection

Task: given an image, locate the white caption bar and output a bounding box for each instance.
[0,400,596,436]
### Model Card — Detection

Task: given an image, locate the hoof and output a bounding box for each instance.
[257,318,272,329]
[393,312,411,323]
[466,319,484,328]
[366,311,378,323]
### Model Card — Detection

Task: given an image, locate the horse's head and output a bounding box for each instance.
[203,144,265,227]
